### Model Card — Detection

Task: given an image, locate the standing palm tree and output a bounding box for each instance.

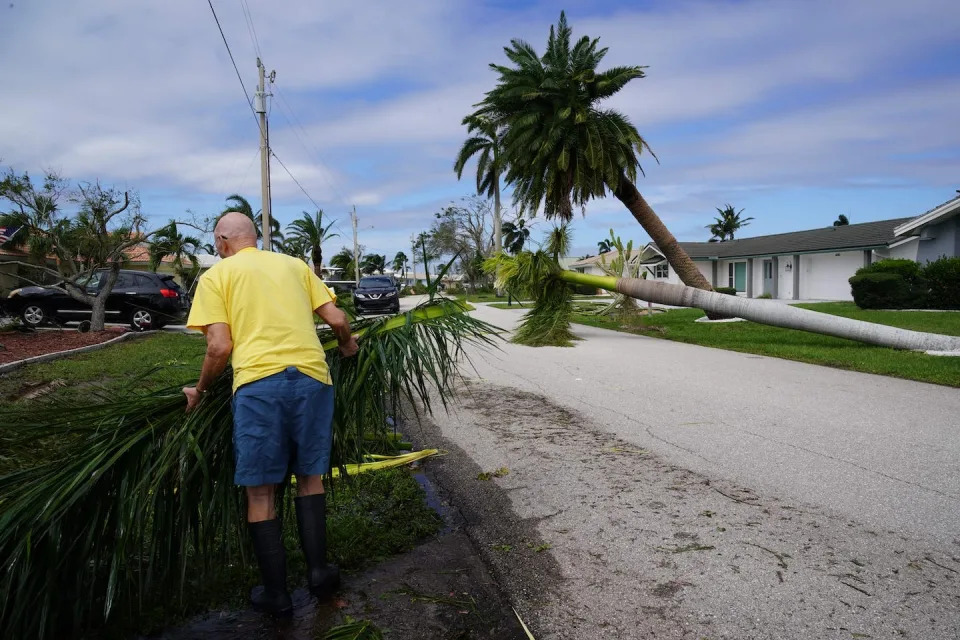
[502,218,531,255]
[329,246,355,279]
[360,253,387,275]
[392,251,409,281]
[286,210,339,276]
[467,12,712,292]
[706,204,754,242]
[221,194,284,251]
[148,222,201,284]
[597,238,614,254]
[834,214,850,227]
[454,114,504,254]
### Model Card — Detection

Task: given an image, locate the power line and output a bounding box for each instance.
[206,0,258,127]
[272,151,324,212]
[273,83,352,206]
[240,0,262,58]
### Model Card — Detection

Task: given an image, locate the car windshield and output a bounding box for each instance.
[359,277,394,287]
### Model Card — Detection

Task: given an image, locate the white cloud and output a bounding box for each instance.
[2,0,959,257]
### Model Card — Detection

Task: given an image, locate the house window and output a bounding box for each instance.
[728,262,746,292]
[653,262,669,278]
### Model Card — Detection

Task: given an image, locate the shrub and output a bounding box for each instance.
[920,256,960,310]
[570,283,599,296]
[858,258,922,280]
[714,286,737,296]
[849,272,915,309]
[849,259,929,309]
[756,292,773,299]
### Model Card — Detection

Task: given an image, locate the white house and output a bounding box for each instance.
[570,194,960,301]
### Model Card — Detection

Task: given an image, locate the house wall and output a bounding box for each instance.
[876,238,919,261]
[797,251,864,300]
[916,218,960,264]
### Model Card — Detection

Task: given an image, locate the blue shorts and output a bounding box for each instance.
[231,366,335,486]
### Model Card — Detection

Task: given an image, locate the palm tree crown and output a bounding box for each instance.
[472,11,653,221]
[286,210,339,275]
[392,251,408,278]
[706,204,754,242]
[148,222,201,273]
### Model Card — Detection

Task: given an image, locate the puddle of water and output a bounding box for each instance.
[411,468,455,535]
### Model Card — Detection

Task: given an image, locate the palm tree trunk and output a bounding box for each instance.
[612,176,712,291]
[313,244,323,277]
[493,178,502,255]
[558,271,960,352]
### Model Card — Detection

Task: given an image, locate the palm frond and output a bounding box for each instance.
[0,299,500,637]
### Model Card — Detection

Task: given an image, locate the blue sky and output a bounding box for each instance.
[2,0,959,259]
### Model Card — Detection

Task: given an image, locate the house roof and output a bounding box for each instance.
[893,194,960,237]
[673,217,914,259]
[570,217,915,267]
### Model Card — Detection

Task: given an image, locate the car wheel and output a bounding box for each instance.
[130,308,155,331]
[21,304,49,327]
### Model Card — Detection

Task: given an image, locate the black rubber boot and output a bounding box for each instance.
[295,493,341,599]
[248,518,293,616]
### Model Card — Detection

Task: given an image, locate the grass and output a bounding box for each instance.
[118,467,443,637]
[0,333,444,636]
[0,332,207,404]
[570,302,960,387]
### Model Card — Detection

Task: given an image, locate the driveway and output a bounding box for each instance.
[414,303,960,639]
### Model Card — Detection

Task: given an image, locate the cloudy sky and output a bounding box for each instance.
[3,0,959,259]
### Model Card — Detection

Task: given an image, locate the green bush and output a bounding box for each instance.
[921,256,960,310]
[849,258,931,309]
[570,283,599,296]
[756,292,773,299]
[714,286,737,296]
[849,272,916,309]
[859,258,922,279]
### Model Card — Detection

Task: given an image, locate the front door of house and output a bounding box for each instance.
[762,260,775,296]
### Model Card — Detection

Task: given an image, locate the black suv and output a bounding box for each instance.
[3,269,190,330]
[352,276,400,315]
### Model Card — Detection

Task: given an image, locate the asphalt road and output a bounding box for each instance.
[418,302,960,639]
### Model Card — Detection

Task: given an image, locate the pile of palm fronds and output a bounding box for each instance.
[485,225,580,347]
[0,298,498,638]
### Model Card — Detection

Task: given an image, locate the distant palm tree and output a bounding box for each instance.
[454,114,504,254]
[707,204,754,241]
[597,238,614,254]
[220,194,284,251]
[392,251,409,280]
[833,214,850,227]
[148,222,201,287]
[465,12,713,292]
[330,246,355,278]
[502,218,531,255]
[360,253,387,275]
[286,210,339,276]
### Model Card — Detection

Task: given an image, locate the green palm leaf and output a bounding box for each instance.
[0,300,499,637]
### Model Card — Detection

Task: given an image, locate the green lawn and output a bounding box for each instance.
[0,332,208,404]
[569,302,960,387]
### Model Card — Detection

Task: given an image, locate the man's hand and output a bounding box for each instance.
[183,386,202,413]
[339,335,359,358]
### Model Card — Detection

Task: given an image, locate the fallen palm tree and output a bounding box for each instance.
[488,241,960,353]
[0,299,498,638]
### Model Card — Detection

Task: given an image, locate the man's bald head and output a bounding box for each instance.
[214,211,258,257]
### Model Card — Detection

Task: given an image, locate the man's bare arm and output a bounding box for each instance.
[316,302,358,357]
[183,322,233,412]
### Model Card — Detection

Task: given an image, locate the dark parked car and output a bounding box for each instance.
[352,275,400,315]
[4,269,190,330]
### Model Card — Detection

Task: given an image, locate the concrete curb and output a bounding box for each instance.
[0,330,157,375]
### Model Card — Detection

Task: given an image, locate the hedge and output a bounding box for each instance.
[849,257,960,309]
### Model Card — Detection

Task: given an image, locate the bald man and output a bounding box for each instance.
[184,212,358,616]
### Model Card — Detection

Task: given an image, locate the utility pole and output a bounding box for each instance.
[351,205,360,285]
[409,234,417,289]
[255,58,275,251]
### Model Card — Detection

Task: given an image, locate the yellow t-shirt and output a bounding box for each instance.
[187,247,337,392]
